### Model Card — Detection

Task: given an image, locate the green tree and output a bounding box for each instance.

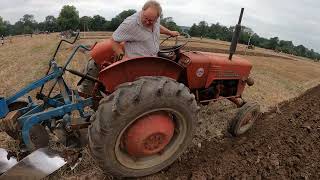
[294,45,307,57]
[238,26,254,44]
[109,9,136,31]
[21,14,36,27]
[90,15,106,31]
[198,21,209,37]
[305,49,316,59]
[23,26,33,34]
[278,40,294,54]
[222,26,232,41]
[248,34,260,46]
[189,23,199,37]
[266,37,279,50]
[57,5,80,31]
[0,17,5,35]
[257,37,269,48]
[13,21,24,35]
[103,21,112,30]
[80,16,93,31]
[37,22,45,31]
[160,17,181,32]
[19,14,37,34]
[44,15,58,32]
[208,23,222,39]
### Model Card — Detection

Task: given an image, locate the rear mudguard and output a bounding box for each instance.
[99,57,184,93]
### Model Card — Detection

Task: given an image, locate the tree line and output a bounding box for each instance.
[189,21,320,60]
[0,6,138,35]
[0,5,319,60]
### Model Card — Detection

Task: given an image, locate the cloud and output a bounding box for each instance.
[0,0,319,51]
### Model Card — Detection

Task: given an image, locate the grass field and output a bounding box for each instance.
[0,32,320,179]
[1,32,319,110]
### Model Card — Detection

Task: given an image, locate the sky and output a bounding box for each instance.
[0,0,319,52]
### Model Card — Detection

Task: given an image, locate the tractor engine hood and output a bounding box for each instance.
[182,51,253,89]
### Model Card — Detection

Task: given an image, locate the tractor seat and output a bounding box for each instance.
[157,52,179,62]
[158,52,172,59]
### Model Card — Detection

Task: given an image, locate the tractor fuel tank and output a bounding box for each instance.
[182,51,252,90]
[90,39,124,66]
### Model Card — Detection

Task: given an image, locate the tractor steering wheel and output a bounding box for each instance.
[158,33,190,55]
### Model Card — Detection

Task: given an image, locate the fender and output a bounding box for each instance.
[99,57,184,93]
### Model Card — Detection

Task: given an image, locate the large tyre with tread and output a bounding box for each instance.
[88,76,198,177]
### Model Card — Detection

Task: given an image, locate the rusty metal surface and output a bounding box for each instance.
[8,101,28,111]
[0,110,20,139]
[70,122,91,130]
[0,148,66,180]
[29,124,49,149]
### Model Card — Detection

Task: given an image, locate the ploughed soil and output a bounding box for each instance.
[149,85,320,180]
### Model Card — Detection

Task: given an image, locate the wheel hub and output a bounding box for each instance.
[240,113,253,126]
[144,133,166,151]
[124,112,174,157]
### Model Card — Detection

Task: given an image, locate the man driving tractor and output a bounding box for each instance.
[79,0,180,94]
[112,0,180,59]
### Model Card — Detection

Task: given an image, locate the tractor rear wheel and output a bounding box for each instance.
[88,76,198,177]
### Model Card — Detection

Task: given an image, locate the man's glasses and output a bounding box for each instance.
[142,13,156,24]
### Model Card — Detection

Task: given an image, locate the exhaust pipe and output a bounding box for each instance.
[229,8,244,60]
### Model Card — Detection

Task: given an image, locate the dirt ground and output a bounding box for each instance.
[148,85,320,180]
[53,85,320,180]
[0,33,320,179]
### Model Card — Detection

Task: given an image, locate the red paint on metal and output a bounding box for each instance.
[183,51,252,95]
[98,57,184,93]
[90,39,124,65]
[124,112,174,157]
[183,51,210,88]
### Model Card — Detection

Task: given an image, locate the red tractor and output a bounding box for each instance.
[0,8,259,178]
[83,8,260,177]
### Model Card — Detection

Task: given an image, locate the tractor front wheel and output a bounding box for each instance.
[228,102,260,136]
[88,76,198,177]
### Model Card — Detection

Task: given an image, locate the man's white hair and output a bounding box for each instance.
[142,0,162,17]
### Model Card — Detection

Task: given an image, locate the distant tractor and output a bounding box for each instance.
[248,44,255,50]
[0,8,260,178]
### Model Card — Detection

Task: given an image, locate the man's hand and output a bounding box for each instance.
[170,31,180,37]
[110,38,125,61]
[160,25,180,37]
[114,52,124,61]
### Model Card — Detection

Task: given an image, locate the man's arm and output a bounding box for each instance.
[160,25,180,37]
[111,16,136,60]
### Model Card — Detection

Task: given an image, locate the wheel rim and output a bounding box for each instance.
[237,107,259,134]
[115,108,188,170]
